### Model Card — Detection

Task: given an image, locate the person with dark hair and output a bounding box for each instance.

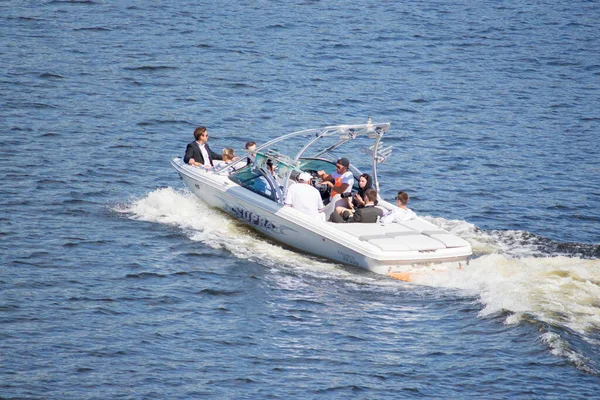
[266,159,276,175]
[330,189,383,223]
[184,126,223,168]
[380,191,417,224]
[245,141,257,166]
[333,172,373,218]
[351,173,373,209]
[317,157,354,198]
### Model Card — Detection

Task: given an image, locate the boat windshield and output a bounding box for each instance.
[297,159,335,175]
[229,166,278,201]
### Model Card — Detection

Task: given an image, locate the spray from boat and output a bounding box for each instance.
[115,187,600,374]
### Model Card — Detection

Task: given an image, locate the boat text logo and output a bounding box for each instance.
[228,205,292,236]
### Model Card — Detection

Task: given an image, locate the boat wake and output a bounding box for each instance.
[116,187,600,375]
[420,217,600,375]
[114,187,359,281]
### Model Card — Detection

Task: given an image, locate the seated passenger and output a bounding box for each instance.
[380,191,417,225]
[284,172,325,220]
[317,157,354,199]
[266,158,288,188]
[222,147,235,162]
[330,189,383,223]
[245,141,256,166]
[266,159,275,176]
[184,126,223,168]
[351,173,373,210]
[336,173,374,217]
[213,148,239,171]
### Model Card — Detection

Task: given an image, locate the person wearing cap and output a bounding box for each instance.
[284,172,325,220]
[380,191,417,225]
[317,157,355,199]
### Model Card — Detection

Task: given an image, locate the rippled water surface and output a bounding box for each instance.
[2,0,600,398]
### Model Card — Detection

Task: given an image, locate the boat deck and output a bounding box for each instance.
[326,218,469,252]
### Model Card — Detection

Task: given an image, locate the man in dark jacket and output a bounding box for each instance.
[184,126,222,167]
[330,189,383,223]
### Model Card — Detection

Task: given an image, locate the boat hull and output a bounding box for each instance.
[173,159,471,280]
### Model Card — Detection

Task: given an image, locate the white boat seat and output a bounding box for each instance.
[360,231,417,241]
[329,222,415,236]
[426,233,471,248]
[368,238,411,252]
[384,231,424,238]
[327,218,461,251]
[421,230,448,235]
[368,235,446,251]
[396,219,441,232]
[322,194,342,221]
[359,235,388,241]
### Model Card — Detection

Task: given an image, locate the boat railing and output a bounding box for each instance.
[203,118,393,201]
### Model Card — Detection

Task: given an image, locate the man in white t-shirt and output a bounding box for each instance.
[317,157,354,198]
[380,191,417,225]
[284,172,325,220]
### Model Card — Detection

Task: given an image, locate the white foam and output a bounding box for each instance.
[117,189,600,371]
[117,190,600,331]
[424,216,541,257]
[425,216,600,331]
[413,254,600,333]
[410,244,600,373]
[541,332,599,374]
[114,188,360,280]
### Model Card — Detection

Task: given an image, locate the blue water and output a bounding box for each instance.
[2,0,600,398]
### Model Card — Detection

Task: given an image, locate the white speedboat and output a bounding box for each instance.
[172,119,472,281]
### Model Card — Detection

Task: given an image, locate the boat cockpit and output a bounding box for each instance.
[228,156,363,205]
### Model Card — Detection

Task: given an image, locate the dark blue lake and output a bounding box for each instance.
[1,0,599,398]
